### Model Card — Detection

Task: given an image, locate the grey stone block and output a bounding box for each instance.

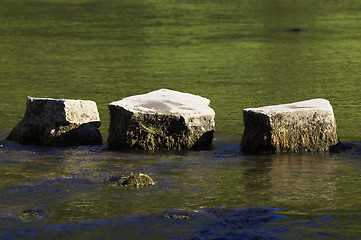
[7,97,102,146]
[108,89,215,150]
[241,99,338,153]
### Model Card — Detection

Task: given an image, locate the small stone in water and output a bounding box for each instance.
[107,172,156,188]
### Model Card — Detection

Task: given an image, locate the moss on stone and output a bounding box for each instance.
[107,90,215,151]
[107,172,156,188]
[242,106,338,153]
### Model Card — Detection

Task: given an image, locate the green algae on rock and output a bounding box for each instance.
[241,99,339,153]
[106,172,156,188]
[19,208,49,221]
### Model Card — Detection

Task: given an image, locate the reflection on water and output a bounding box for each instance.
[269,155,337,211]
[1,0,361,239]
[1,139,361,238]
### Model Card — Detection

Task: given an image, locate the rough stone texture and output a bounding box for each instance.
[241,99,339,153]
[7,97,102,146]
[108,89,215,150]
[104,172,156,188]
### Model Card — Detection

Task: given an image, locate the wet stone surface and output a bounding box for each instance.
[20,208,49,221]
[104,172,156,188]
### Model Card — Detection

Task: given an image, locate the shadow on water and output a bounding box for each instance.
[0,207,282,239]
[1,205,360,239]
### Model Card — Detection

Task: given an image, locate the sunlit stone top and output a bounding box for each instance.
[27,97,100,124]
[244,98,334,115]
[109,89,215,116]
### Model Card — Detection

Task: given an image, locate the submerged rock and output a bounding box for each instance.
[161,209,204,219]
[286,28,302,32]
[150,207,281,225]
[19,208,49,221]
[106,172,156,188]
[329,142,361,153]
[7,97,102,146]
[241,99,339,153]
[108,89,215,150]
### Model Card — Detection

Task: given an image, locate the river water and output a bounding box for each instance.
[0,0,361,239]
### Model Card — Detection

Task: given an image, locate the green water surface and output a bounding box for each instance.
[0,0,361,239]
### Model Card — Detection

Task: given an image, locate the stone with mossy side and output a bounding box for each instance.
[108,89,215,150]
[105,172,156,188]
[7,97,102,146]
[241,99,339,153]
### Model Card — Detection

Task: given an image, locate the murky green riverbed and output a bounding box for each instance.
[0,0,361,239]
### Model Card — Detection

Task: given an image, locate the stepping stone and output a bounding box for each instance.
[241,98,338,153]
[7,97,102,146]
[108,89,215,150]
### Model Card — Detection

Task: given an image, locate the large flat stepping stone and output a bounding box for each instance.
[7,97,102,146]
[241,98,338,153]
[108,89,215,150]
